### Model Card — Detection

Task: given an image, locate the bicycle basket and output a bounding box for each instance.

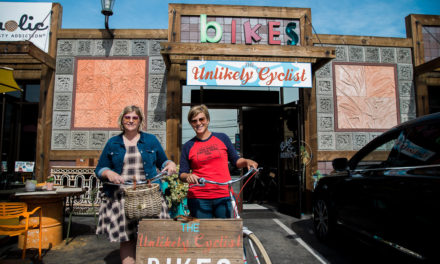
[123,183,162,219]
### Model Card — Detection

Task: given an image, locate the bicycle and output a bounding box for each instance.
[192,167,272,264]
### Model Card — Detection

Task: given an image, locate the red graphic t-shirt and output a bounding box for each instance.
[180,132,240,199]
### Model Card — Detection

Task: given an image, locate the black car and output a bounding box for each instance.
[313,112,440,261]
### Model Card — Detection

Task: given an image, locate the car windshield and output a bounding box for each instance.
[386,123,440,167]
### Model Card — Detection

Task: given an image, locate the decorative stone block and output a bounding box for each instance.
[89,131,109,150]
[113,40,129,56]
[147,112,166,131]
[77,40,92,56]
[150,131,166,148]
[400,113,416,123]
[149,75,166,93]
[149,40,164,56]
[51,130,71,150]
[397,64,413,81]
[55,75,73,92]
[71,131,89,149]
[94,40,113,56]
[317,114,334,132]
[380,47,396,63]
[318,132,335,150]
[57,40,75,56]
[56,57,74,74]
[315,63,331,78]
[400,98,416,116]
[348,46,364,62]
[353,132,370,150]
[398,81,414,98]
[150,57,166,74]
[53,93,72,111]
[397,48,412,64]
[365,47,380,62]
[334,46,348,61]
[316,79,333,95]
[52,111,71,130]
[132,40,148,56]
[336,133,353,150]
[109,131,122,139]
[370,132,386,150]
[317,96,334,113]
[148,93,167,113]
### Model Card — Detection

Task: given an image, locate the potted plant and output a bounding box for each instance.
[46,176,55,191]
[25,179,37,192]
[162,167,189,217]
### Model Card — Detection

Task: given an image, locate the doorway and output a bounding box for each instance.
[0,83,39,174]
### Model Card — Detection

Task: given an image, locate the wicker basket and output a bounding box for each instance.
[123,183,162,219]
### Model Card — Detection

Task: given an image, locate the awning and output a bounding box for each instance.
[0,67,22,93]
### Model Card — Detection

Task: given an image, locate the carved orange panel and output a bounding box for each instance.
[334,63,399,131]
[73,58,147,129]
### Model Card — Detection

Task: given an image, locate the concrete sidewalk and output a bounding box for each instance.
[0,215,120,264]
[0,204,277,264]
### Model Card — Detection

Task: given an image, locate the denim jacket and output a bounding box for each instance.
[95,132,170,197]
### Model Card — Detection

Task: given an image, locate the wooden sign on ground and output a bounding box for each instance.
[136,218,243,264]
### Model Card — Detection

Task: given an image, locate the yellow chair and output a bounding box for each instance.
[0,202,42,260]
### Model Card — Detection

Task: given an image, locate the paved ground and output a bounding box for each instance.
[0,204,318,264]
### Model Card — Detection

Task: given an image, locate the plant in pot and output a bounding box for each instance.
[46,176,55,190]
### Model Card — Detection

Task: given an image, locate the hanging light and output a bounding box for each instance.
[0,67,22,93]
[101,0,116,38]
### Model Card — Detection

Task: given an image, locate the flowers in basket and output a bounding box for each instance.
[162,167,189,215]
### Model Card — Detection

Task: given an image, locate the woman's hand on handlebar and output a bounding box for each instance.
[237,158,258,171]
[181,173,200,184]
[103,170,124,184]
[162,160,177,175]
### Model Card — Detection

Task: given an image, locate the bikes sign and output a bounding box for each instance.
[137,219,243,264]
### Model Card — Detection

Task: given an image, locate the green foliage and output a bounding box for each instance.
[46,176,55,182]
[162,167,188,210]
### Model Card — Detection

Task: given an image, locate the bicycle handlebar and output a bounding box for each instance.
[191,167,262,188]
[103,170,169,186]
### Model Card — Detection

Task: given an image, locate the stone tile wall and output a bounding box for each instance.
[52,39,167,150]
[315,45,416,151]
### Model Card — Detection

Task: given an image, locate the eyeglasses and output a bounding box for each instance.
[190,117,207,125]
[123,115,140,122]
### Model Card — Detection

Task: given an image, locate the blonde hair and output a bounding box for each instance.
[117,105,145,132]
[187,104,210,123]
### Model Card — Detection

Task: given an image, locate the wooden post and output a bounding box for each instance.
[166,64,182,163]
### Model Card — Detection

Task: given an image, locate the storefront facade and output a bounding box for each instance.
[1,3,439,214]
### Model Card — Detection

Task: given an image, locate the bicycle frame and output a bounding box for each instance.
[190,167,272,264]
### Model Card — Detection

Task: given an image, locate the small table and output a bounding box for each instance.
[14,187,85,249]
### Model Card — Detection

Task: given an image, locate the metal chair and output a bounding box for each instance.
[0,202,42,260]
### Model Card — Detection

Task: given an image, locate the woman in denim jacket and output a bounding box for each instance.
[95,105,176,264]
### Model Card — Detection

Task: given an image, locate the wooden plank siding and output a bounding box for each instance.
[57,29,168,39]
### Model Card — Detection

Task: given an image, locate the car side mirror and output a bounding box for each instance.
[332,158,348,171]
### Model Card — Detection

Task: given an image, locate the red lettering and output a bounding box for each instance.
[231,20,236,44]
[300,69,307,81]
[244,21,262,44]
[268,21,281,45]
[194,234,204,247]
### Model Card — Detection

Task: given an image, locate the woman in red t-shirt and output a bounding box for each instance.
[179,104,258,218]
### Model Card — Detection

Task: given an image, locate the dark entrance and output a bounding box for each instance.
[0,83,39,174]
[187,87,303,215]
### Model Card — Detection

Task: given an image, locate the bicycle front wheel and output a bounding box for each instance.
[243,232,272,264]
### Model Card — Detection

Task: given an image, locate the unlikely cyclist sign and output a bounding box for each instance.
[137,219,243,264]
[187,60,312,88]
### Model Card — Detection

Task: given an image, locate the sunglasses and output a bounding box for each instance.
[123,115,140,122]
[190,117,207,124]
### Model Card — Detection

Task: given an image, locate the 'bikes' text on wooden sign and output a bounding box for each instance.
[136,219,243,264]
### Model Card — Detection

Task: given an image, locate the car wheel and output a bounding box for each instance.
[313,198,335,242]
